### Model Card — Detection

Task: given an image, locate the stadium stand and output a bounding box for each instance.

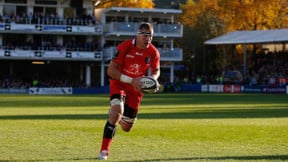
[0,0,184,93]
[0,1,286,94]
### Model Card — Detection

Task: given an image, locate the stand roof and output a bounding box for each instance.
[204,29,288,45]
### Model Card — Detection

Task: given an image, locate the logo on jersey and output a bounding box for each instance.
[145,57,151,64]
[124,64,142,75]
[126,54,134,58]
[135,52,143,56]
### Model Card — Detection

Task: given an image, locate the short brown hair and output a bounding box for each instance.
[138,22,154,34]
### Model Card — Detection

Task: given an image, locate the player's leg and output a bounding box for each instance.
[98,94,125,160]
[119,91,142,132]
[108,95,124,125]
[119,105,138,132]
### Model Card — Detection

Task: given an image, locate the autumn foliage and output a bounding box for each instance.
[95,0,154,8]
[180,0,288,32]
[179,0,288,73]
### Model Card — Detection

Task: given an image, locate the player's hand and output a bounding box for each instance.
[154,80,160,93]
[131,77,142,92]
[147,76,160,93]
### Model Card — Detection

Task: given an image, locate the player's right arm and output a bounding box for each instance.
[107,61,142,92]
[107,61,122,81]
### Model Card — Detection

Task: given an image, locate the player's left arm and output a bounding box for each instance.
[149,50,160,90]
[149,49,161,81]
[147,67,160,93]
[150,67,160,80]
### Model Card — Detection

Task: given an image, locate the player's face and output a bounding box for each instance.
[137,29,153,49]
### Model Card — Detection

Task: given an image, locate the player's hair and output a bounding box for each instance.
[138,22,154,34]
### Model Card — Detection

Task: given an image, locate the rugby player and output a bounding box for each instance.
[97,22,160,160]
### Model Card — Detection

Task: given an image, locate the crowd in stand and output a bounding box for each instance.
[0,11,101,52]
[0,12,98,26]
[0,77,30,89]
[246,57,287,87]
[1,39,100,52]
[1,60,287,89]
[162,53,288,92]
[0,77,87,88]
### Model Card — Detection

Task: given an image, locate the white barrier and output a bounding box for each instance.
[209,84,223,92]
[201,84,243,93]
[29,87,72,95]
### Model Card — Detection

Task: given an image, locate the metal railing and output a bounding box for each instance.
[104,22,183,37]
[103,46,182,61]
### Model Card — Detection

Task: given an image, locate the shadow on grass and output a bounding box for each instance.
[6,154,288,161]
[0,108,287,120]
[120,154,288,161]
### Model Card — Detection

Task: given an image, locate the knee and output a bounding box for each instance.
[119,120,133,132]
[108,102,124,124]
[119,116,136,132]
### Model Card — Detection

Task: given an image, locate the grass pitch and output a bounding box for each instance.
[0,93,287,161]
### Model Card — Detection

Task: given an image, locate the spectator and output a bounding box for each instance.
[268,74,277,87]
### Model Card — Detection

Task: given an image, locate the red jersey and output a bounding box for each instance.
[109,39,160,109]
[112,39,160,78]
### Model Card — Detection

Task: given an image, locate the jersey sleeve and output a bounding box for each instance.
[111,40,130,66]
[150,47,160,71]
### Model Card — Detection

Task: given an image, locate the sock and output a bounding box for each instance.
[100,121,116,152]
[100,137,113,153]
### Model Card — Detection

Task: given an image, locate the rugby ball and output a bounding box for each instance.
[140,77,157,91]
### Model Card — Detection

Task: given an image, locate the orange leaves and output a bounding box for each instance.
[95,0,154,8]
[180,0,288,32]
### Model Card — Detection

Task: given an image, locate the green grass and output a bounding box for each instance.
[0,93,287,161]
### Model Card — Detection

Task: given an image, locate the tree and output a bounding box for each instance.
[218,0,288,31]
[179,0,288,74]
[180,0,226,73]
[94,0,154,8]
